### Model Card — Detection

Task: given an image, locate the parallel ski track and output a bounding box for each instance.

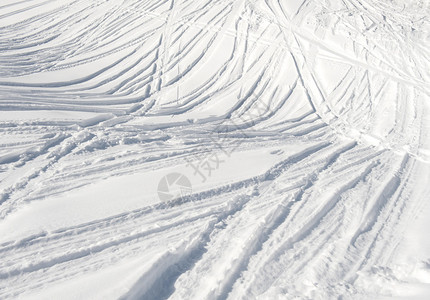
[0,0,429,299]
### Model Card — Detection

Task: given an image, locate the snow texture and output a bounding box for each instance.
[0,0,430,299]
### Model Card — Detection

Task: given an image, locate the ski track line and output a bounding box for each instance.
[0,0,429,299]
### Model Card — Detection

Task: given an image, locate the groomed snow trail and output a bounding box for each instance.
[0,0,430,299]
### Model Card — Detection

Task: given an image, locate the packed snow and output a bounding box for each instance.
[0,0,430,299]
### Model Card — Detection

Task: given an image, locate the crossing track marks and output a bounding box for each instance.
[0,0,430,299]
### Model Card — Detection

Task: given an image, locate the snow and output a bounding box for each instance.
[0,0,429,299]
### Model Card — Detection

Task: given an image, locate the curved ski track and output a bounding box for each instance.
[0,0,429,299]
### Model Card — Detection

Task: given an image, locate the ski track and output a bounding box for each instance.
[0,0,429,299]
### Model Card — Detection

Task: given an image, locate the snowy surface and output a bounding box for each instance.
[0,0,430,299]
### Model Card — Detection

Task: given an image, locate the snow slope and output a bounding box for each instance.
[0,0,430,299]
